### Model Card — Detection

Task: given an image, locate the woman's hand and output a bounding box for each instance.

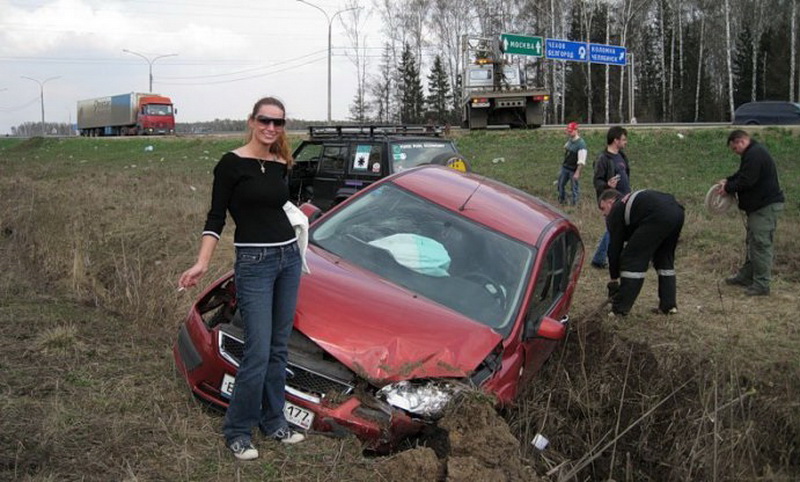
[179,262,208,290]
[179,233,219,290]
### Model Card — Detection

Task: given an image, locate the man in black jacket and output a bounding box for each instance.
[718,130,785,296]
[599,189,685,316]
[590,126,631,269]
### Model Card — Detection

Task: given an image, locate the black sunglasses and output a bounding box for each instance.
[254,115,286,127]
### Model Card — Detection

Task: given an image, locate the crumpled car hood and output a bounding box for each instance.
[294,247,503,384]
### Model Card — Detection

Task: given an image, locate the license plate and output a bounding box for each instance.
[284,401,314,430]
[219,374,315,430]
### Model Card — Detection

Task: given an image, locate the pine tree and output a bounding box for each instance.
[426,55,453,124]
[397,43,425,124]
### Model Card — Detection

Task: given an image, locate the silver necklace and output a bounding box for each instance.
[257,157,276,174]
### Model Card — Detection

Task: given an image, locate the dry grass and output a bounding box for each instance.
[1,132,798,480]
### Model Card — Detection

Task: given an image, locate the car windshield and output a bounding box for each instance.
[390,141,456,172]
[311,183,534,332]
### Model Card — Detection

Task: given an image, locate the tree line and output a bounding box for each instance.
[339,0,799,125]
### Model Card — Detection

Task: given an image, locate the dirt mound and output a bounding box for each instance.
[439,394,534,480]
[376,393,540,481]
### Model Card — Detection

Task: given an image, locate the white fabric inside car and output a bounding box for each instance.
[368,233,451,277]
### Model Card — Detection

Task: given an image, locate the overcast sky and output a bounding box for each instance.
[0,0,381,134]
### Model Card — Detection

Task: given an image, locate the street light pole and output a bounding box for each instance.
[21,76,60,136]
[297,0,358,123]
[122,49,178,92]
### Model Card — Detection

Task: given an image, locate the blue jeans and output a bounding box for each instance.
[224,243,302,444]
[592,230,610,266]
[557,167,579,205]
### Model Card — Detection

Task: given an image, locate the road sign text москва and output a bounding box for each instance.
[500,33,543,57]
[588,43,627,66]
[545,39,588,62]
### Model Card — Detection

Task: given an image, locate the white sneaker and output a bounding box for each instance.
[228,439,258,460]
[271,427,306,444]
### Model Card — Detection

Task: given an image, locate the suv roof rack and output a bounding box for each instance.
[308,124,444,138]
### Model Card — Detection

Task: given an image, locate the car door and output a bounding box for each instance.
[519,229,582,385]
[313,144,349,211]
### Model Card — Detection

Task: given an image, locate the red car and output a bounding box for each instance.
[174,165,584,451]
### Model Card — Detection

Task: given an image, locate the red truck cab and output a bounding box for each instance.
[137,95,175,135]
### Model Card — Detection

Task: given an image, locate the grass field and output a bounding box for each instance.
[1,127,798,481]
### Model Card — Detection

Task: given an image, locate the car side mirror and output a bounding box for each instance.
[526,315,568,340]
[299,202,322,223]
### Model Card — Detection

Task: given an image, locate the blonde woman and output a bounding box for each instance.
[179,97,305,460]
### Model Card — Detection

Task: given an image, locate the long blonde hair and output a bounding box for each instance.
[245,96,294,168]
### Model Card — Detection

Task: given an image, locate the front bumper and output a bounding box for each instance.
[173,312,425,451]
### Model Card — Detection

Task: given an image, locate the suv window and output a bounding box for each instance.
[320,145,348,173]
[351,144,383,176]
[295,143,322,162]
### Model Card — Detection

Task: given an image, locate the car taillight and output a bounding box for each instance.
[472,98,489,104]
[532,95,550,102]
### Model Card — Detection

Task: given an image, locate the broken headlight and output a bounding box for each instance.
[378,380,461,419]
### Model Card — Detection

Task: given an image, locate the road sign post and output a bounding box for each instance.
[500,33,543,57]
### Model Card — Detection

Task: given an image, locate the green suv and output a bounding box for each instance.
[289,125,469,210]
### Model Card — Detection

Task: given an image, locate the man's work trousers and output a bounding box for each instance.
[614,207,685,314]
[736,203,783,291]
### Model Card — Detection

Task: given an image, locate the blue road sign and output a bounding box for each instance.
[588,43,627,65]
[545,38,588,62]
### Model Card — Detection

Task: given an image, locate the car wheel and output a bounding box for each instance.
[745,120,760,125]
[431,153,471,173]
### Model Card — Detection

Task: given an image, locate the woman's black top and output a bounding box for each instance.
[202,151,295,246]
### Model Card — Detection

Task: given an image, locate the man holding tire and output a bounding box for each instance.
[717,130,784,296]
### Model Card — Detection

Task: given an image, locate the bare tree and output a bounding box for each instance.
[341,0,370,122]
[579,0,600,123]
[792,0,797,100]
[748,0,766,101]
[616,0,639,123]
[401,0,432,69]
[604,3,611,124]
[694,11,704,121]
[369,42,395,122]
[658,0,668,117]
[430,0,476,119]
[723,0,735,119]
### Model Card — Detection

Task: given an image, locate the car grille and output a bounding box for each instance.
[218,331,354,399]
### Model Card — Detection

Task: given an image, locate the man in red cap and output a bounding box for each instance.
[557,122,588,206]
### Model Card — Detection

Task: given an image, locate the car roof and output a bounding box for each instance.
[736,101,800,110]
[389,165,568,246]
